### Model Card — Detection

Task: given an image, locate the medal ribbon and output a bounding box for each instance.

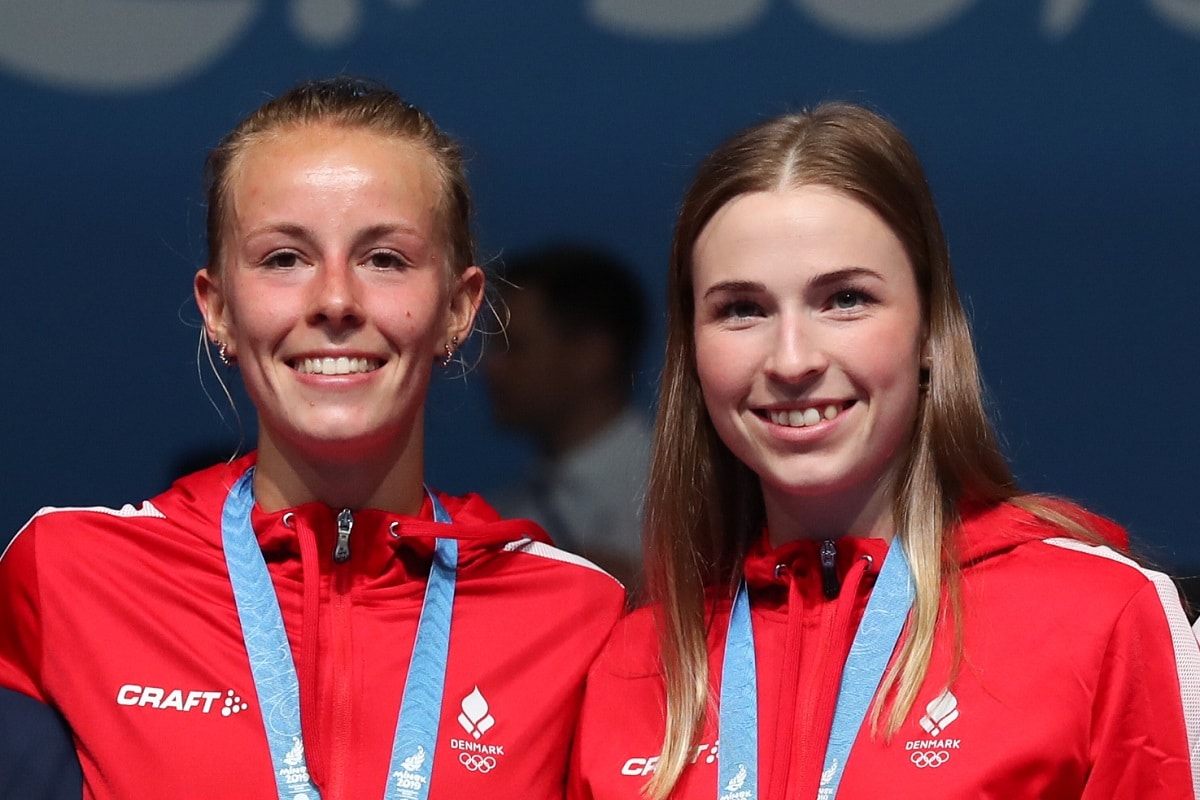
[222,468,456,800]
[718,536,914,800]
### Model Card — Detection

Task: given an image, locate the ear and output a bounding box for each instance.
[443,265,486,350]
[194,267,232,351]
[919,320,932,365]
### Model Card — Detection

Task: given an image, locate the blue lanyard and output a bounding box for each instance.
[718,536,913,800]
[221,468,456,800]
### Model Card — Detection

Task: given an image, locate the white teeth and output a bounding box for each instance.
[297,357,377,375]
[769,405,842,428]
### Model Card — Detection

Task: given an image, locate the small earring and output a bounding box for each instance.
[216,341,235,367]
[440,335,459,368]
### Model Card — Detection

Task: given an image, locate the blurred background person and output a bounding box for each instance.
[484,244,651,591]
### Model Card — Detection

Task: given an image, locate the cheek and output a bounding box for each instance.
[853,331,924,444]
[694,334,740,404]
[848,318,924,390]
[381,303,447,355]
[222,282,296,342]
[694,331,760,428]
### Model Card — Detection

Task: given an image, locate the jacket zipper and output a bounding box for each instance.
[329,508,355,799]
[793,597,843,797]
[820,539,840,599]
[790,551,873,798]
[334,508,353,563]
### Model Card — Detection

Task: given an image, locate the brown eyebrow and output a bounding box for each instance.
[700,267,882,300]
[244,222,310,240]
[807,266,884,289]
[701,280,763,300]
[242,222,423,249]
[350,223,424,249]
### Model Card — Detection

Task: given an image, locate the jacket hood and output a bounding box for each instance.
[954,499,1128,567]
[160,453,552,564]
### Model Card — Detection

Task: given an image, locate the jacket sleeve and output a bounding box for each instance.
[0,520,48,700]
[1082,577,1200,799]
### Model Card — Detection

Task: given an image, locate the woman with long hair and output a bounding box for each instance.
[0,77,624,799]
[569,103,1198,798]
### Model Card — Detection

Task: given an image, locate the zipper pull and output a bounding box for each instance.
[820,539,840,599]
[334,508,353,563]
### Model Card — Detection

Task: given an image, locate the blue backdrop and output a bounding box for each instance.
[2,0,1197,567]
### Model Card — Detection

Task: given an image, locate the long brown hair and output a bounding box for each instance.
[644,103,1094,797]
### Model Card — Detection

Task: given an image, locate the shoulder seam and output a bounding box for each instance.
[2,502,166,563]
[500,538,624,586]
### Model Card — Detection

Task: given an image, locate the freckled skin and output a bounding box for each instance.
[194,124,483,511]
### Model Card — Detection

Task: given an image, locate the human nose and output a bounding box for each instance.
[307,261,364,330]
[764,313,827,383]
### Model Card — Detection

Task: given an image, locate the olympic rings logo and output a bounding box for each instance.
[459,753,497,773]
[909,750,950,768]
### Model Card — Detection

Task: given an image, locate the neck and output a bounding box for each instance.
[251,423,426,515]
[540,390,628,459]
[762,476,897,548]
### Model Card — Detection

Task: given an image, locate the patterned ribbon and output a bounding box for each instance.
[221,468,456,800]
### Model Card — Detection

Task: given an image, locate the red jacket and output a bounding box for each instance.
[570,502,1200,799]
[0,455,625,799]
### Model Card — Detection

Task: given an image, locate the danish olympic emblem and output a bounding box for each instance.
[459,753,497,773]
[909,750,950,768]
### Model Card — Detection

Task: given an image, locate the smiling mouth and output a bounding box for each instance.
[291,357,383,375]
[761,401,854,428]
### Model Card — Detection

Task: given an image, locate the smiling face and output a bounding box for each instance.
[691,185,926,543]
[195,123,483,470]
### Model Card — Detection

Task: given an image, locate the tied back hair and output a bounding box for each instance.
[194,76,482,792]
[643,103,1107,798]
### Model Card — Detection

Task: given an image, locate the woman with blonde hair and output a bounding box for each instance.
[569,103,1199,798]
[0,77,624,799]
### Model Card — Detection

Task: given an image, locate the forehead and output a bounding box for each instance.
[227,123,443,226]
[692,186,911,286]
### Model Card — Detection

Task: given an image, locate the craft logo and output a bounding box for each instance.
[449,686,504,774]
[718,763,751,800]
[115,684,249,717]
[621,740,719,777]
[391,745,429,799]
[904,688,963,769]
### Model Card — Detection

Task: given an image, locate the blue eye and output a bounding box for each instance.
[718,300,763,319]
[832,291,863,309]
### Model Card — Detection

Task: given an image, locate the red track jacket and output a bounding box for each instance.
[570,502,1200,799]
[0,455,625,799]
